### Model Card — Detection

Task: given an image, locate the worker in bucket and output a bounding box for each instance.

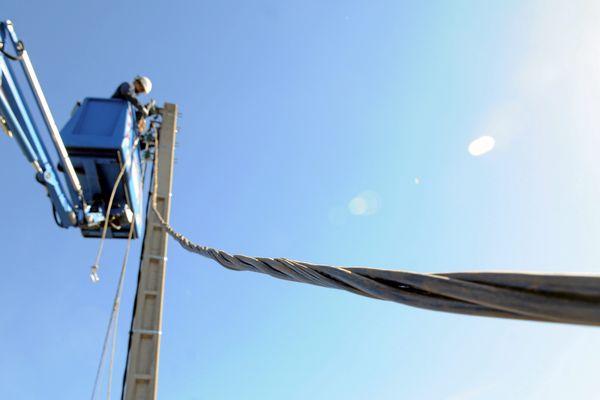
[112,75,153,132]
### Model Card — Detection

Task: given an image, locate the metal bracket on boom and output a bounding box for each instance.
[0,115,11,137]
[0,36,24,61]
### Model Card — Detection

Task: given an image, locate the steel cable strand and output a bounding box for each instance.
[276,258,341,289]
[149,132,600,326]
[265,260,514,314]
[151,220,536,320]
[291,262,597,324]
[440,271,600,297]
[160,234,542,321]
[151,196,600,324]
[151,191,600,325]
[344,267,600,325]
[305,263,530,318]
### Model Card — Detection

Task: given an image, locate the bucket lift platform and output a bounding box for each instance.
[61,98,145,238]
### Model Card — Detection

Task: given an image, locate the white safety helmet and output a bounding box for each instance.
[134,75,152,94]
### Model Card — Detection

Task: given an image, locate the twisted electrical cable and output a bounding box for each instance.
[150,135,600,326]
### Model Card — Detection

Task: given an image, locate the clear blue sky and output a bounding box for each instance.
[1,1,600,399]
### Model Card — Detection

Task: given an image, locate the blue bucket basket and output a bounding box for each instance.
[61,98,144,238]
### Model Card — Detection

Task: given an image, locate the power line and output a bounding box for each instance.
[148,142,600,327]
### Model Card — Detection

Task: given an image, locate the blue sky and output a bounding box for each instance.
[1,1,600,399]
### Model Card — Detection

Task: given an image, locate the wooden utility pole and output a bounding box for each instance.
[123,103,177,400]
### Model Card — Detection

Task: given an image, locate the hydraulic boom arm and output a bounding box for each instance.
[0,20,93,227]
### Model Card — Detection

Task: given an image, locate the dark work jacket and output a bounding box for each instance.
[111,82,144,120]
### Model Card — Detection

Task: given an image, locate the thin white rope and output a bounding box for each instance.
[90,139,141,400]
[91,138,140,282]
[106,218,136,400]
[105,158,148,400]
[90,220,136,400]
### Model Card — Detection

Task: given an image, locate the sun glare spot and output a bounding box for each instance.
[349,197,367,215]
[348,191,380,216]
[468,135,496,156]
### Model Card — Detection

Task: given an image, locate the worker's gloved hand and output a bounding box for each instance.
[140,106,149,118]
[145,100,157,116]
[137,118,147,132]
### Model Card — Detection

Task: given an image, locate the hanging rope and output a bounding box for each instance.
[91,138,140,283]
[148,134,600,326]
[90,219,136,400]
[90,138,144,400]
[107,219,136,400]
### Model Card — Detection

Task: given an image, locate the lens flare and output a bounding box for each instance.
[468,135,496,156]
[348,191,380,216]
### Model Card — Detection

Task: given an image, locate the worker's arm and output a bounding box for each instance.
[115,83,148,117]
